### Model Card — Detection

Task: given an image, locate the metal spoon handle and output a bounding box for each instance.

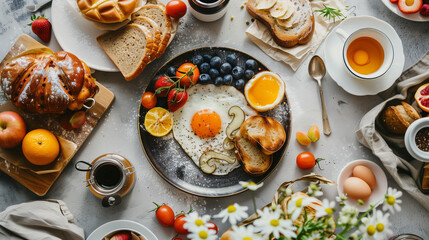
[26,0,52,12]
[318,82,331,136]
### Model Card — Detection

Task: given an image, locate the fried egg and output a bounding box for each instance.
[172,84,257,175]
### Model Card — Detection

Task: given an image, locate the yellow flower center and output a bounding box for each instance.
[296,198,303,207]
[195,219,204,226]
[199,230,208,239]
[367,225,376,236]
[376,223,385,232]
[227,205,237,213]
[270,219,280,227]
[387,196,396,205]
[248,182,256,186]
[243,237,253,240]
[325,208,333,216]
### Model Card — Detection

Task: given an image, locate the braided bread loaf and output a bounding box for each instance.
[1,51,97,114]
[77,0,138,23]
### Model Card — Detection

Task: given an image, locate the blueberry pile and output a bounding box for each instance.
[192,53,259,90]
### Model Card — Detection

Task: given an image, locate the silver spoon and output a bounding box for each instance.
[308,55,331,136]
[26,0,52,12]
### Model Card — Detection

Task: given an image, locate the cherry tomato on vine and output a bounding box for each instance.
[166,0,187,18]
[141,92,157,109]
[176,63,199,87]
[174,214,189,235]
[296,152,324,170]
[153,203,175,227]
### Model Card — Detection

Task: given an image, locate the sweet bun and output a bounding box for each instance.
[77,0,138,23]
[382,101,421,134]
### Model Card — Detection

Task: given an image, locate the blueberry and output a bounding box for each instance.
[203,54,213,62]
[234,79,246,90]
[200,62,210,73]
[198,73,212,85]
[192,55,204,65]
[220,62,232,75]
[214,76,223,86]
[223,74,233,85]
[245,59,258,71]
[231,66,244,79]
[166,66,176,77]
[226,54,237,66]
[209,68,220,79]
[244,69,255,80]
[210,56,222,69]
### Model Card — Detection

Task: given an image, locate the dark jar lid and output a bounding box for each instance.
[188,0,229,15]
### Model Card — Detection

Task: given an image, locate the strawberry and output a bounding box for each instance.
[390,0,398,3]
[110,232,130,240]
[154,76,175,97]
[28,14,51,42]
[398,0,423,14]
[167,88,188,112]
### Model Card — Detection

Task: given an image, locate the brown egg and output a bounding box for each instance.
[343,177,372,200]
[353,165,377,190]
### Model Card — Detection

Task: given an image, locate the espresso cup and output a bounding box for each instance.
[336,28,394,80]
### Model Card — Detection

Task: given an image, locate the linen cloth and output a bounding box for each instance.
[0,200,84,240]
[245,0,346,71]
[356,52,429,211]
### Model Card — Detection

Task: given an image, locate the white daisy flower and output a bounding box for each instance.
[187,225,217,240]
[253,207,297,239]
[184,212,214,233]
[239,181,264,191]
[287,195,318,221]
[214,203,248,225]
[382,187,402,214]
[338,205,359,225]
[285,186,294,196]
[314,199,336,218]
[307,183,323,197]
[230,225,262,240]
[303,231,322,240]
[358,210,393,240]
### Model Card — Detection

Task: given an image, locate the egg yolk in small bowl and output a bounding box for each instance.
[191,109,221,138]
[244,71,285,112]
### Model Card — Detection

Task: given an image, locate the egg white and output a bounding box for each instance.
[172,84,257,175]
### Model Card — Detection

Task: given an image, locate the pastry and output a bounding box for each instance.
[77,0,139,23]
[382,101,421,134]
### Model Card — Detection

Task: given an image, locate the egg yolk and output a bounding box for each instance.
[191,109,221,138]
[247,75,280,107]
[353,50,369,66]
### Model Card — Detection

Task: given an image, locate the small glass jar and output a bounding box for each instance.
[389,234,423,240]
[188,0,230,22]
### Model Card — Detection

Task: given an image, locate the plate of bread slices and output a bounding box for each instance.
[138,47,291,197]
[51,0,178,79]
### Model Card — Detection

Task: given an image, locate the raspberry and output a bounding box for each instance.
[421,4,429,16]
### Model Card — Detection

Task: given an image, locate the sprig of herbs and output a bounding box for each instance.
[315,4,347,23]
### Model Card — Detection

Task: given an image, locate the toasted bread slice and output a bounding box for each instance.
[132,3,172,58]
[233,132,272,176]
[131,16,162,61]
[240,116,286,155]
[97,23,154,81]
[246,0,315,48]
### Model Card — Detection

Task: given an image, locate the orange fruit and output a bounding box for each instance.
[415,83,429,112]
[22,129,60,166]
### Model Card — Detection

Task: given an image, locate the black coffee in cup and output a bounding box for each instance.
[94,163,123,188]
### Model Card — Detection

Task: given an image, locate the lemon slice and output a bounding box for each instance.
[144,107,173,137]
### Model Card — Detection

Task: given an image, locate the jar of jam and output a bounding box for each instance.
[188,0,230,22]
[75,153,135,206]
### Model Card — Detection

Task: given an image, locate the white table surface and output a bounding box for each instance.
[0,0,428,239]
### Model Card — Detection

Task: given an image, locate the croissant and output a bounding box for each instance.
[1,51,97,114]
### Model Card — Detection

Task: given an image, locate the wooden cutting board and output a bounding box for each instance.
[0,34,115,196]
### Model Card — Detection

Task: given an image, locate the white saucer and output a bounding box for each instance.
[87,220,158,240]
[379,0,429,22]
[323,16,405,96]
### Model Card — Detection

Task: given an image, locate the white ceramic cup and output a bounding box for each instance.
[404,118,429,162]
[336,28,394,80]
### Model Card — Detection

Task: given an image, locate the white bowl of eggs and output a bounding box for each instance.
[337,159,388,212]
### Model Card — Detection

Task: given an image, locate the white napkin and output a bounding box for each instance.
[245,0,346,71]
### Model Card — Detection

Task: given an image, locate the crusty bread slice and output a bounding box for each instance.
[246,0,315,48]
[233,132,273,176]
[131,16,162,61]
[97,23,154,81]
[240,115,286,155]
[132,3,172,58]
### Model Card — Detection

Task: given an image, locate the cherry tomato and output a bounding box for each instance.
[174,214,189,235]
[154,203,175,227]
[208,222,218,234]
[141,92,157,109]
[166,0,187,18]
[176,63,199,87]
[173,238,182,240]
[296,152,324,170]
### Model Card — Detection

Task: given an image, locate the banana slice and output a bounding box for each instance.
[269,0,289,18]
[278,0,295,19]
[256,0,277,10]
[276,10,301,29]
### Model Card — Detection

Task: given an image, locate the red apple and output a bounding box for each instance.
[0,111,26,148]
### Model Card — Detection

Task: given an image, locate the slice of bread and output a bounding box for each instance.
[97,23,154,81]
[132,3,172,58]
[131,16,161,61]
[240,115,286,155]
[246,0,315,48]
[233,132,273,176]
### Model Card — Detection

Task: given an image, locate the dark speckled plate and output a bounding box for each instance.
[138,47,291,197]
